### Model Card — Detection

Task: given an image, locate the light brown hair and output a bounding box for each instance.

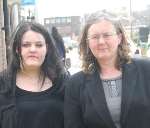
[79,12,131,73]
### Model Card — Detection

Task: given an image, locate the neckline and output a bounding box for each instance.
[101,74,122,81]
[15,84,55,96]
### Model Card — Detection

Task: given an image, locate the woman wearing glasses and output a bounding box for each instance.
[64,12,150,128]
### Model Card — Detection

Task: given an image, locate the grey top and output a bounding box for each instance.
[102,75,122,128]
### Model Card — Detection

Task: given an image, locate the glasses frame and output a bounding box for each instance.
[87,32,117,42]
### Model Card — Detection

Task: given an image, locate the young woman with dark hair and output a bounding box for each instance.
[0,21,68,128]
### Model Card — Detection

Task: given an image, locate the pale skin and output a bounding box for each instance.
[88,20,122,79]
[16,30,52,92]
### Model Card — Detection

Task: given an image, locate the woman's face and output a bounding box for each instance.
[20,30,47,70]
[87,20,122,62]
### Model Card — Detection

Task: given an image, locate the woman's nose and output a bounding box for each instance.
[30,45,36,52]
[97,35,105,44]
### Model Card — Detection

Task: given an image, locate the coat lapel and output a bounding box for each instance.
[86,71,116,128]
[120,61,138,124]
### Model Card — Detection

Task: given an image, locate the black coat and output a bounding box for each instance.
[64,58,150,128]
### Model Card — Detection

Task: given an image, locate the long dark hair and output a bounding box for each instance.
[8,21,64,83]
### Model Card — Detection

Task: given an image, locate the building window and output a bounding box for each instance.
[67,17,71,23]
[56,18,61,23]
[45,19,50,24]
[61,17,67,23]
[50,18,55,24]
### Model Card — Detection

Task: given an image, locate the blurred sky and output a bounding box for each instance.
[36,0,150,23]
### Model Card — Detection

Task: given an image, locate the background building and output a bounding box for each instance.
[44,16,81,37]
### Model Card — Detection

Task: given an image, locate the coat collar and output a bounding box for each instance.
[86,70,116,128]
[85,61,137,127]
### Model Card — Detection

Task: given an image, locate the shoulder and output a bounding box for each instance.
[70,71,85,81]
[0,70,8,86]
[65,71,87,92]
[0,70,13,94]
[68,71,86,85]
[130,58,150,77]
[53,72,70,97]
[132,57,150,69]
[64,71,87,102]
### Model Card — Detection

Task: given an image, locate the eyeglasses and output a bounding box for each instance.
[87,32,117,42]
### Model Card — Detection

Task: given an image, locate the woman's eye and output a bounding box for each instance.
[21,43,30,47]
[92,36,98,39]
[36,44,43,47]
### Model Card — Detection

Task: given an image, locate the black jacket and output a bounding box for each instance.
[64,58,150,128]
[0,70,16,128]
[0,70,68,128]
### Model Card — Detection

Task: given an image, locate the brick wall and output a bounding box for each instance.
[0,0,7,72]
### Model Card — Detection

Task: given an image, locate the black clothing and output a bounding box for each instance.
[51,26,66,60]
[0,70,67,128]
[16,86,64,128]
[55,41,66,60]
[64,58,150,128]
